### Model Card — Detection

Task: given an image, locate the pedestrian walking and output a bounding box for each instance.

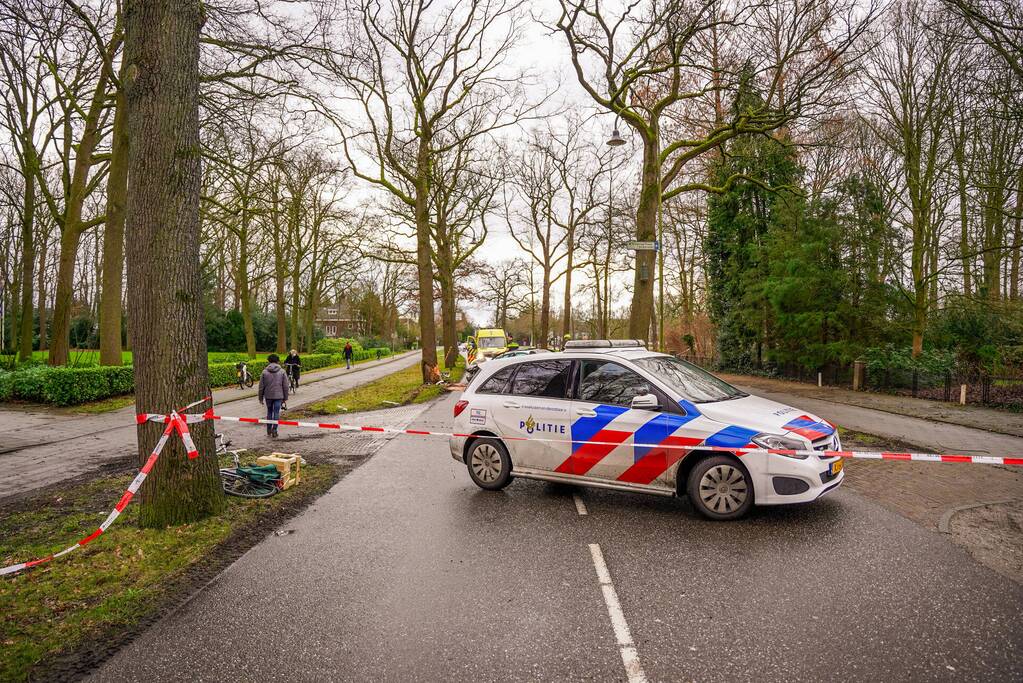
[343,342,354,369]
[258,353,289,438]
[284,348,301,388]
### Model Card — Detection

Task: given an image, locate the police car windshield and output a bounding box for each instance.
[632,356,747,403]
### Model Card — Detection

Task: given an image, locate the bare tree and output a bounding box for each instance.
[320,0,542,381]
[552,0,876,340]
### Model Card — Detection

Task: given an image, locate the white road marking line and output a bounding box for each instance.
[588,543,647,683]
[573,493,588,515]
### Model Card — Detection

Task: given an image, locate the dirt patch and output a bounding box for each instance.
[948,500,1023,584]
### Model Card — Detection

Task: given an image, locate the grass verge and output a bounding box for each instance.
[300,355,464,416]
[0,452,338,682]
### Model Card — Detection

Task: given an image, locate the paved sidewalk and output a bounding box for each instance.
[0,351,420,500]
[0,351,419,455]
[719,372,1023,438]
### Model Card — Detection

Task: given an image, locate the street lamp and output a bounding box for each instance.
[604,121,627,339]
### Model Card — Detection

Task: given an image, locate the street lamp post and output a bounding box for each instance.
[606,124,625,341]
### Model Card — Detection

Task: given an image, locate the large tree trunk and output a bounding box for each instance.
[628,137,660,340]
[124,0,224,528]
[17,144,36,362]
[415,138,438,382]
[99,82,129,366]
[440,276,458,369]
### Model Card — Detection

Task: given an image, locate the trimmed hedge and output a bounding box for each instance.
[0,350,393,406]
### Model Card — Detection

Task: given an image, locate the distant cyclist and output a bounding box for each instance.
[284,348,301,389]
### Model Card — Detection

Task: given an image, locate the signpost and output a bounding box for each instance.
[626,240,660,251]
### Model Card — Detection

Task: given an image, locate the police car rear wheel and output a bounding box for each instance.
[687,456,753,520]
[467,439,512,491]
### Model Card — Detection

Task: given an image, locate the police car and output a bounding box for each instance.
[450,340,844,520]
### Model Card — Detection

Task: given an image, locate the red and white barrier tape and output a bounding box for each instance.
[0,412,191,577]
[205,411,1023,466]
[7,400,1020,578]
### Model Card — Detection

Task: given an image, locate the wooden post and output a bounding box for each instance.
[960,384,967,405]
[853,360,865,391]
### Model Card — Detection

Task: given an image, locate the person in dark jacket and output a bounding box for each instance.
[284,349,301,387]
[343,342,354,369]
[258,353,289,437]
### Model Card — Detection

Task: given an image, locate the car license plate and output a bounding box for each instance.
[830,460,844,476]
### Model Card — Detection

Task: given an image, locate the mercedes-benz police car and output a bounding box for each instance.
[450,340,844,520]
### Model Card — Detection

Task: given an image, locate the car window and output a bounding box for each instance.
[509,360,572,398]
[577,360,652,406]
[476,366,515,394]
[631,356,746,403]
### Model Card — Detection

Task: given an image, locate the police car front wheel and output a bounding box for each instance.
[687,456,753,520]
[466,438,512,491]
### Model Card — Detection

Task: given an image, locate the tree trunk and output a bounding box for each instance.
[289,270,301,351]
[48,32,121,366]
[17,144,37,362]
[561,226,574,341]
[440,275,458,369]
[36,235,47,351]
[124,0,224,528]
[415,138,438,382]
[237,239,256,358]
[628,136,660,340]
[275,270,287,353]
[99,81,129,366]
[539,267,551,349]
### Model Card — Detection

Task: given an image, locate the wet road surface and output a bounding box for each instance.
[93,393,1023,682]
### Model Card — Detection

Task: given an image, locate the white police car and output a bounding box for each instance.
[449,340,844,520]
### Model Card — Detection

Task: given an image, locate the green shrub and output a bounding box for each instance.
[315,338,363,354]
[43,367,113,406]
[10,366,50,402]
[0,372,12,401]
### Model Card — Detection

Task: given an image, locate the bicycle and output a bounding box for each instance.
[219,450,279,498]
[235,361,254,390]
[286,363,299,392]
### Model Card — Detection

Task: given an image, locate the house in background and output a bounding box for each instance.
[316,300,368,338]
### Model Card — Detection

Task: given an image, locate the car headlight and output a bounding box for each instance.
[752,433,808,459]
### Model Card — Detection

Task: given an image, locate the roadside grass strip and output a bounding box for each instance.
[0,454,335,682]
[300,356,465,416]
[589,544,647,683]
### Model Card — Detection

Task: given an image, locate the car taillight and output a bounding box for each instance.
[454,400,469,418]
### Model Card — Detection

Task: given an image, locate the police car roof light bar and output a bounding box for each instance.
[563,339,646,349]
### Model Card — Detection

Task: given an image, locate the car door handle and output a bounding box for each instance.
[502,400,521,409]
[576,408,597,418]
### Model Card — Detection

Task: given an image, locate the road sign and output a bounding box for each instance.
[626,240,660,251]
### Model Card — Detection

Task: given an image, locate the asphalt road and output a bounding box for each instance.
[0,351,420,500]
[93,392,1023,682]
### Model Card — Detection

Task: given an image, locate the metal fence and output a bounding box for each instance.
[676,354,1023,412]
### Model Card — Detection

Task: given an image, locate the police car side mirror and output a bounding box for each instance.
[631,393,660,411]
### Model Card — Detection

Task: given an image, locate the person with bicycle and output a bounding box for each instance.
[343,341,354,369]
[258,353,289,438]
[284,348,301,389]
